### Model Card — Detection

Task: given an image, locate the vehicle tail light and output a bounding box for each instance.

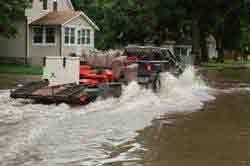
[80,97,86,103]
[146,64,152,71]
[127,57,137,61]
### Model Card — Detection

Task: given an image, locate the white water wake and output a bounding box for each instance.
[0,66,214,166]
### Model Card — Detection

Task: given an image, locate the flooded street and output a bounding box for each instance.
[140,68,250,166]
[0,74,40,90]
[141,89,250,166]
[0,68,250,166]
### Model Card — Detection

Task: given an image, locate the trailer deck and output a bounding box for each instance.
[11,80,122,105]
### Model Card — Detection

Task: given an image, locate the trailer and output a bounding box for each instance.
[10,81,121,105]
[10,56,122,105]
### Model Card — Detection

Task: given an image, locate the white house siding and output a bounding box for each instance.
[56,0,73,11]
[25,0,73,24]
[62,16,95,57]
[174,45,193,65]
[162,44,193,65]
[0,19,26,63]
[161,44,174,54]
[29,26,61,66]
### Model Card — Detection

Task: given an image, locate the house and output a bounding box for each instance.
[0,0,99,66]
[161,39,193,65]
[162,37,218,65]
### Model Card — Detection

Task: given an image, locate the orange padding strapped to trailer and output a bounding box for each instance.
[80,65,113,82]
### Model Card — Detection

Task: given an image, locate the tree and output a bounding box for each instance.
[72,0,160,48]
[0,0,31,37]
[240,1,250,52]
[72,0,250,65]
[180,0,244,63]
[208,0,242,63]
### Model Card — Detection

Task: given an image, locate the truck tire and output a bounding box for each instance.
[152,74,161,93]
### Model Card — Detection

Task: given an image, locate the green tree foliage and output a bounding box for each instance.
[72,0,250,63]
[72,0,159,49]
[240,1,250,52]
[202,0,243,62]
[169,0,245,63]
[0,0,31,37]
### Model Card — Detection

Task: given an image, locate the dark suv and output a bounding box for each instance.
[124,45,182,92]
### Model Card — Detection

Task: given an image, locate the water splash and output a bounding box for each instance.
[0,67,214,166]
[158,66,215,111]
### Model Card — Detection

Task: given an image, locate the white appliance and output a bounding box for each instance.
[42,56,80,86]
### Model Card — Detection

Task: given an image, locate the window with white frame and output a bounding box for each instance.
[81,29,85,44]
[174,47,188,57]
[45,27,56,44]
[33,26,56,45]
[181,47,187,56]
[64,27,76,45]
[77,29,86,45]
[86,29,91,45]
[77,30,81,44]
[33,27,43,44]
[64,27,70,44]
[70,28,75,44]
[40,0,48,10]
[76,29,91,45]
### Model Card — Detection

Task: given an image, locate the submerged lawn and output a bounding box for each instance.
[0,64,42,75]
[0,74,41,89]
[200,60,250,70]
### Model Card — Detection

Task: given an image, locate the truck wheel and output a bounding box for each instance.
[153,74,161,93]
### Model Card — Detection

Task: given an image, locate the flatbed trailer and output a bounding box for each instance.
[10,80,122,105]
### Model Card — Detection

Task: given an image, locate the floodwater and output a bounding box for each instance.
[0,67,249,166]
[0,74,40,90]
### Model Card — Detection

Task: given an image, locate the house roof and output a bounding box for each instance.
[31,11,81,25]
[30,11,99,31]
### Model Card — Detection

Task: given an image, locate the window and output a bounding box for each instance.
[33,27,43,44]
[41,0,48,10]
[174,47,181,56]
[174,47,188,57]
[53,1,58,11]
[77,30,81,44]
[77,29,86,45]
[70,28,75,44]
[33,26,56,45]
[64,27,70,44]
[77,29,91,45]
[45,27,56,44]
[64,27,76,45]
[181,48,187,56]
[81,29,85,44]
[86,30,91,44]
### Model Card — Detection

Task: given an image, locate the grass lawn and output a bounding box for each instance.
[0,63,42,75]
[200,60,250,70]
